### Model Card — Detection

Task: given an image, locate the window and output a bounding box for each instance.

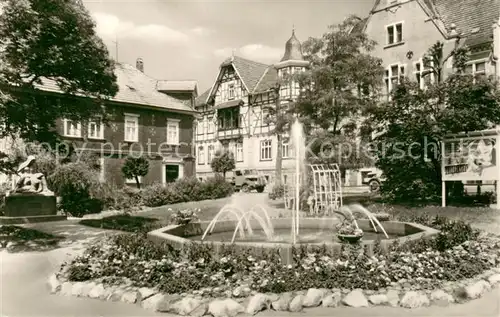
[124,114,139,142]
[260,140,272,161]
[126,176,142,184]
[208,145,214,163]
[198,146,205,164]
[88,117,104,139]
[228,84,235,99]
[261,108,269,126]
[413,59,435,89]
[384,64,405,94]
[386,22,403,45]
[282,140,290,159]
[63,119,81,137]
[207,117,214,133]
[166,119,180,145]
[466,61,487,80]
[280,69,290,97]
[236,142,243,162]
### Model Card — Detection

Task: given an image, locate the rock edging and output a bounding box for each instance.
[48,267,500,317]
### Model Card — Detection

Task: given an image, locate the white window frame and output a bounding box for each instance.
[63,118,82,138]
[386,21,404,45]
[166,118,180,145]
[208,145,214,163]
[228,84,235,100]
[466,59,487,81]
[384,63,406,94]
[260,139,272,161]
[282,140,290,159]
[236,142,243,162]
[124,113,139,143]
[88,116,104,140]
[126,176,142,184]
[413,58,435,89]
[207,116,214,133]
[198,146,205,164]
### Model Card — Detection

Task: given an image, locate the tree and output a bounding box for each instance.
[291,15,384,169]
[211,150,235,178]
[122,157,149,189]
[367,41,500,202]
[262,84,295,186]
[0,0,118,144]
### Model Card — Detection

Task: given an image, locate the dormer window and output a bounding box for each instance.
[387,22,403,45]
[228,84,235,99]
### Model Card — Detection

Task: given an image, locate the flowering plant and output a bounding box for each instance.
[169,208,200,225]
[336,220,363,236]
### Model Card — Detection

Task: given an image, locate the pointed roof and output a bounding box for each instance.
[368,0,499,47]
[280,29,305,62]
[221,55,270,92]
[35,63,196,113]
[431,0,499,46]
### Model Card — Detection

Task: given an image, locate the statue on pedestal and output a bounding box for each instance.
[8,155,54,196]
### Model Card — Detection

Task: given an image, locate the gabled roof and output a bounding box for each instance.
[34,63,196,114]
[195,88,211,107]
[368,0,499,47]
[431,0,499,46]
[221,56,270,92]
[156,80,198,95]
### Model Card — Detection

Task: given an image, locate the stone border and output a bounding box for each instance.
[0,214,67,224]
[48,266,500,316]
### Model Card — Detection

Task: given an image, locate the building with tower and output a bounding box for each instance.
[195,30,309,182]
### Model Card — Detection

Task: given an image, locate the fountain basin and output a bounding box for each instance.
[147,218,439,265]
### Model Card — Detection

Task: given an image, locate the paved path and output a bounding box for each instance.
[1,194,499,316]
[1,245,499,317]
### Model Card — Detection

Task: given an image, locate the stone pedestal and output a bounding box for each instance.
[0,194,65,224]
[4,194,57,217]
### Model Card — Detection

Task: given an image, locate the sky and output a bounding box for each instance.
[83,0,375,93]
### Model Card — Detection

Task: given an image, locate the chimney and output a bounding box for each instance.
[136,58,144,72]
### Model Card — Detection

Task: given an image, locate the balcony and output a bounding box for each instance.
[216,128,243,140]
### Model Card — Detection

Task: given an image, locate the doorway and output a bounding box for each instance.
[165,164,180,183]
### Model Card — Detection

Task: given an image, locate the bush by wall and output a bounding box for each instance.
[48,162,103,217]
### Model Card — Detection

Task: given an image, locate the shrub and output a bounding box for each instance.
[48,162,102,217]
[210,150,235,177]
[65,217,500,294]
[0,182,10,216]
[121,157,149,189]
[268,184,284,200]
[92,183,143,212]
[140,177,233,208]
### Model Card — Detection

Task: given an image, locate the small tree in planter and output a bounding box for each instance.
[122,157,149,189]
[210,150,235,178]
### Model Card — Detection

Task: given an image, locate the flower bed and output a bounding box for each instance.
[53,215,500,315]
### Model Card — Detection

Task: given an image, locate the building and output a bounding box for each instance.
[343,0,500,188]
[1,59,198,187]
[364,0,499,95]
[195,30,309,182]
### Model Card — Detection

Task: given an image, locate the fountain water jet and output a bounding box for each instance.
[230,209,274,243]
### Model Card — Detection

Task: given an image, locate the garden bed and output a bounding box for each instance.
[51,213,500,315]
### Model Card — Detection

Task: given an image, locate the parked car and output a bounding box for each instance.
[365,170,385,193]
[231,169,267,193]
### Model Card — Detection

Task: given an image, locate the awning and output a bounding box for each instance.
[214,99,243,110]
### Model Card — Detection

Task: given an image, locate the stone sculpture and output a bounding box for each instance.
[9,155,54,196]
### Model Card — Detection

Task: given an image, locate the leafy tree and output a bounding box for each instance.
[210,150,235,178]
[0,0,118,144]
[291,15,384,169]
[367,41,500,202]
[122,157,149,189]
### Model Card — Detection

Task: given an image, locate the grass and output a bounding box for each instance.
[79,215,159,232]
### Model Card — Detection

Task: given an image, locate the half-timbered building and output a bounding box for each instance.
[195,30,309,182]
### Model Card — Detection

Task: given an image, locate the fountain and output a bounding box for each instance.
[147,118,440,263]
